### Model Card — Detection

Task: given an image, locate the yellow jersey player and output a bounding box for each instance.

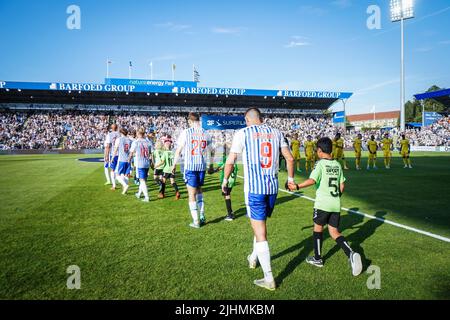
[353,133,362,170]
[333,133,349,170]
[314,136,320,162]
[399,134,413,169]
[304,135,315,172]
[291,133,302,173]
[332,137,337,159]
[381,133,393,169]
[367,135,378,170]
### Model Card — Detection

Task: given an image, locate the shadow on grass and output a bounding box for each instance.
[276,193,301,206]
[280,155,450,234]
[206,207,248,225]
[322,210,388,272]
[274,209,387,286]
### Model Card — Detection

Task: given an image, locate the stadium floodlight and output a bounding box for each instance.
[390,0,414,22]
[390,0,415,132]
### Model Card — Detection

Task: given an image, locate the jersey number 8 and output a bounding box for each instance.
[140,146,149,158]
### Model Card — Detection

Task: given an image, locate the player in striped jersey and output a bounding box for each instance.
[222,108,295,291]
[103,125,112,185]
[128,130,137,185]
[129,128,153,202]
[104,124,120,190]
[113,128,132,195]
[172,113,212,229]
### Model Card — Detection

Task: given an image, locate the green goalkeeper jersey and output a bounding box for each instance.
[218,159,238,188]
[162,150,175,174]
[309,159,346,213]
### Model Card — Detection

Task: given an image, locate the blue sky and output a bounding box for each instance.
[0,0,449,115]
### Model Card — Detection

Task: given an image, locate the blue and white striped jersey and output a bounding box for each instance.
[130,138,153,169]
[114,136,132,163]
[104,131,120,155]
[230,124,288,195]
[177,126,212,172]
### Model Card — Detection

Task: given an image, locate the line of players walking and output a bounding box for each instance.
[288,132,413,172]
[103,124,180,203]
[102,111,365,292]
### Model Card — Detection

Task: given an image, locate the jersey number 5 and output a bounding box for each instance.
[329,177,339,197]
[260,142,273,169]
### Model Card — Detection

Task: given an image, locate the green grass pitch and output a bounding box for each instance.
[0,152,449,300]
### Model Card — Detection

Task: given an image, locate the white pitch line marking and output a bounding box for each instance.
[237,175,450,243]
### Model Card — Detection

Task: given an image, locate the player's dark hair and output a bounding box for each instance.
[371,135,375,140]
[188,112,200,122]
[120,128,128,136]
[317,137,332,154]
[336,132,341,138]
[402,134,406,139]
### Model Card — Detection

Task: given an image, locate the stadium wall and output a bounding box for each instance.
[0,149,103,155]
[410,146,450,152]
[1,147,449,155]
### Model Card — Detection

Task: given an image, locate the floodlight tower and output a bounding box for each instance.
[390,0,415,132]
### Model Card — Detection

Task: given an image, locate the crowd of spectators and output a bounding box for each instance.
[0,110,448,150]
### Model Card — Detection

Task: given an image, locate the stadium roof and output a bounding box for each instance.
[414,88,450,108]
[0,80,352,111]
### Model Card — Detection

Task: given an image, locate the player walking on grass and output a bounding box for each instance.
[210,153,238,221]
[152,141,165,198]
[172,113,212,229]
[104,124,120,188]
[103,125,112,186]
[113,128,132,195]
[353,133,363,170]
[400,134,413,169]
[129,128,153,202]
[367,135,378,170]
[381,133,393,169]
[128,130,137,185]
[304,135,315,172]
[288,137,362,277]
[223,108,295,291]
[158,139,181,200]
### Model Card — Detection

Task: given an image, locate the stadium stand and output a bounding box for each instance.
[0,108,448,150]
